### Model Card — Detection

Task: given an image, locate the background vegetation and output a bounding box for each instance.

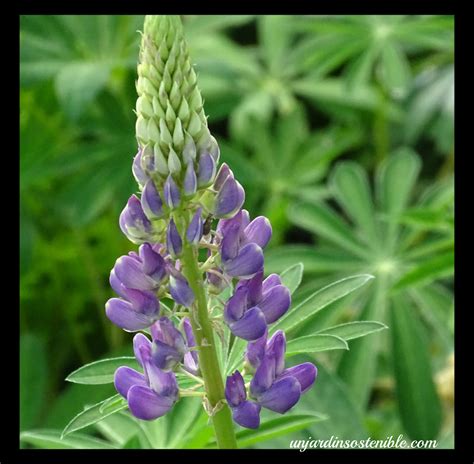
[20,15,454,448]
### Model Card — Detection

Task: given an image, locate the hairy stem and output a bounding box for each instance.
[181,243,238,449]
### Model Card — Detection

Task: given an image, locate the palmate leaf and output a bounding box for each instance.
[330,161,379,247]
[20,15,143,118]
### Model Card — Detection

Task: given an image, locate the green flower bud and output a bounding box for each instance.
[136,15,209,174]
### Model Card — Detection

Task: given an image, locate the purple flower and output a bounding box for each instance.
[236,271,291,325]
[182,318,199,375]
[249,331,317,414]
[183,161,197,197]
[141,179,164,219]
[225,371,261,429]
[106,243,167,331]
[217,210,271,279]
[224,286,267,341]
[212,164,245,218]
[166,218,182,258]
[132,148,149,187]
[163,174,181,209]
[114,333,178,420]
[150,317,187,370]
[168,266,195,308]
[197,152,217,188]
[119,194,153,244]
[186,208,203,245]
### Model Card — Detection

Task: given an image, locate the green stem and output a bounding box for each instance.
[181,243,238,449]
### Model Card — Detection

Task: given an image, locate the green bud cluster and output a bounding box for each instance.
[135,15,214,185]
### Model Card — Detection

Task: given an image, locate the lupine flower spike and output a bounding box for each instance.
[103,15,318,448]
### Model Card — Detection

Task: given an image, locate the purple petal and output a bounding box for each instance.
[125,195,152,230]
[236,271,263,307]
[266,331,286,376]
[133,333,152,367]
[127,385,175,420]
[141,179,164,219]
[259,285,291,324]
[214,176,245,219]
[216,209,244,237]
[114,366,147,398]
[224,286,248,323]
[197,152,216,187]
[246,330,268,370]
[114,255,156,291]
[256,376,301,413]
[183,351,199,375]
[250,354,276,396]
[220,222,241,262]
[213,162,232,191]
[151,339,183,370]
[228,306,267,341]
[225,370,247,407]
[169,272,195,308]
[262,273,282,292]
[151,317,187,353]
[183,161,197,196]
[132,149,149,186]
[232,400,261,429]
[186,208,203,245]
[121,287,159,316]
[244,216,272,249]
[105,298,156,331]
[222,243,264,279]
[138,243,167,282]
[109,270,127,299]
[166,219,182,258]
[163,175,181,209]
[141,351,179,398]
[280,363,318,394]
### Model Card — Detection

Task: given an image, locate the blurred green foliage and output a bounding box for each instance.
[20,15,454,448]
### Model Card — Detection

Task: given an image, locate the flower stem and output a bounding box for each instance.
[181,243,238,449]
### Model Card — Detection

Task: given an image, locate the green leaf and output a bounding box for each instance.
[258,15,293,74]
[345,45,379,90]
[66,356,139,385]
[55,62,111,119]
[232,414,326,448]
[390,294,442,440]
[280,262,304,295]
[376,148,421,249]
[393,251,454,290]
[265,245,361,275]
[337,278,388,408]
[376,148,421,217]
[288,202,367,258]
[225,337,248,375]
[273,274,374,334]
[20,334,48,430]
[94,411,140,446]
[297,363,368,440]
[331,161,379,247]
[20,429,117,449]
[317,321,388,341]
[62,394,128,437]
[286,334,348,356]
[379,41,411,97]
